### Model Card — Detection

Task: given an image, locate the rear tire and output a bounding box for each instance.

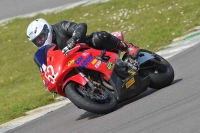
[65,82,117,114]
[139,49,174,89]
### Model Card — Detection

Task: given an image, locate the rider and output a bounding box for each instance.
[26,18,140,59]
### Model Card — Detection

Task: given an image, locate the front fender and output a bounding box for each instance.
[62,73,87,91]
[138,52,154,65]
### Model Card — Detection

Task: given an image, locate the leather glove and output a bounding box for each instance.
[128,46,140,59]
[62,46,70,55]
[66,37,76,50]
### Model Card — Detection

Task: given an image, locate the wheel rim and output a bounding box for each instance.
[76,84,112,104]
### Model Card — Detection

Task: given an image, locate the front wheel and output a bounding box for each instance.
[65,82,117,114]
[138,49,174,89]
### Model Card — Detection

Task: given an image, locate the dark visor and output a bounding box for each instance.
[32,24,49,47]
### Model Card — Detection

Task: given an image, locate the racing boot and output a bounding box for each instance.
[116,40,140,59]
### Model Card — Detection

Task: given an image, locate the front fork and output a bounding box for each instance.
[75,68,99,94]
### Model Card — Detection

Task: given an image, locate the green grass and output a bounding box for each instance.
[0,0,200,124]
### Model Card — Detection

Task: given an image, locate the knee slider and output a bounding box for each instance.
[92,31,111,48]
[96,31,111,41]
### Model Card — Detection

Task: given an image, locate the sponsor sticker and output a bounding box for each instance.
[107,62,115,70]
[128,69,136,75]
[68,60,74,66]
[125,78,135,88]
[75,56,83,64]
[75,54,93,67]
[91,59,98,65]
[95,60,101,68]
[50,56,54,61]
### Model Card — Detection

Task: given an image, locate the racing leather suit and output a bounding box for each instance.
[51,20,139,58]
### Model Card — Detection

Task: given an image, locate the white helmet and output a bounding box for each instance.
[26,18,53,48]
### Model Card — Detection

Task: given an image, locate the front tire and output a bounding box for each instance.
[65,82,117,114]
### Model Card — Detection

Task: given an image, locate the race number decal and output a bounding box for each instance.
[44,65,59,84]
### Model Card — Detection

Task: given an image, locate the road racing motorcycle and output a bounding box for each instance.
[34,31,174,114]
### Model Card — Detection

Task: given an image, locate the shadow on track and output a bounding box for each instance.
[76,79,182,120]
[171,78,182,85]
[76,112,103,120]
[117,78,182,109]
[117,88,158,109]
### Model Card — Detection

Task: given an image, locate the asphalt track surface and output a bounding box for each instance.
[1,0,200,133]
[0,0,85,21]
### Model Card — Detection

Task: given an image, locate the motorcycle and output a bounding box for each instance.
[34,31,174,114]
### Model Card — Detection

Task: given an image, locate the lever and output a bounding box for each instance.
[96,50,106,60]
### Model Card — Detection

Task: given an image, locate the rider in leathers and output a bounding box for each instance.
[26,18,140,59]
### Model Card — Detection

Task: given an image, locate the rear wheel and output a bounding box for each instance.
[139,49,174,89]
[65,82,117,114]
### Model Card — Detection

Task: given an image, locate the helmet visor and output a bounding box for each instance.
[32,24,49,47]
